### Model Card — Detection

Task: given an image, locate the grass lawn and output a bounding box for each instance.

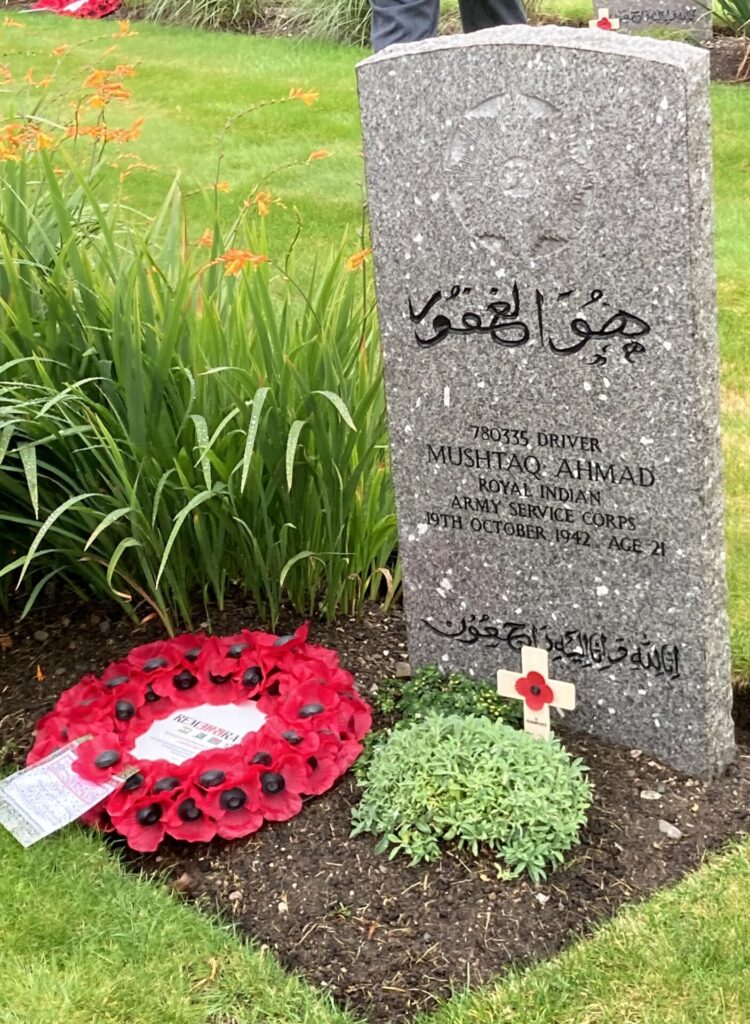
[0,827,355,1024]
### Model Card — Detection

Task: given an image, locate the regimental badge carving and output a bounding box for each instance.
[445,93,595,258]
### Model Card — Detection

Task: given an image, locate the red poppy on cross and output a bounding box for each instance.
[497,646,576,741]
[588,6,620,28]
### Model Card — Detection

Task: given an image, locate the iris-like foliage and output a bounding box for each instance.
[0,152,398,630]
[351,713,592,881]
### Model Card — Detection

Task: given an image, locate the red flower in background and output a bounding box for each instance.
[514,671,554,712]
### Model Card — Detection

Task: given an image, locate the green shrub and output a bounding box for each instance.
[712,0,750,35]
[351,714,592,881]
[375,665,523,726]
[123,0,265,32]
[0,141,398,631]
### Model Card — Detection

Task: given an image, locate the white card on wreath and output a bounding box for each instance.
[130,702,267,764]
[0,741,122,848]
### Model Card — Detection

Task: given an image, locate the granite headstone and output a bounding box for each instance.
[593,0,712,41]
[357,26,734,778]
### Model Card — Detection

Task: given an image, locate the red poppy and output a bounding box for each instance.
[127,639,182,676]
[163,787,218,842]
[72,731,127,782]
[514,671,554,712]
[110,793,169,852]
[597,16,613,28]
[268,679,340,725]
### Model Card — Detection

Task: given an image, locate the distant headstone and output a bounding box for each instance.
[357,26,734,778]
[592,0,712,40]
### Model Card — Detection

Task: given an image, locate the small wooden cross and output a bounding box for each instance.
[589,7,620,29]
[497,646,576,741]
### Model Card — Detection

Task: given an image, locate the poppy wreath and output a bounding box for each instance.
[27,624,372,852]
[32,0,122,18]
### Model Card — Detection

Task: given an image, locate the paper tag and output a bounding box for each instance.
[0,742,122,847]
[130,702,267,764]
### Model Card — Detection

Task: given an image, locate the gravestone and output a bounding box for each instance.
[592,0,712,41]
[357,26,734,778]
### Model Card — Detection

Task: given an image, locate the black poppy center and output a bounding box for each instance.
[178,798,203,822]
[136,803,162,826]
[185,647,201,662]
[273,634,294,647]
[105,674,129,689]
[115,699,136,721]
[530,685,542,696]
[123,772,144,792]
[242,666,263,687]
[227,643,249,659]
[145,685,161,703]
[173,670,198,691]
[94,749,120,769]
[281,730,301,745]
[220,787,247,811]
[209,672,233,685]
[307,756,318,770]
[299,702,325,719]
[143,656,169,672]
[261,771,285,795]
[153,776,180,793]
[250,752,272,766]
[199,769,226,788]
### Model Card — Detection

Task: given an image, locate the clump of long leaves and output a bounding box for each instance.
[281,0,371,47]
[123,0,265,32]
[0,152,399,632]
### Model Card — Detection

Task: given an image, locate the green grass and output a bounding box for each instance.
[0,17,367,261]
[420,840,750,1024]
[0,825,357,1024]
[712,86,750,675]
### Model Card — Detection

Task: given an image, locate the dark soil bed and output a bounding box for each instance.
[2,594,750,1023]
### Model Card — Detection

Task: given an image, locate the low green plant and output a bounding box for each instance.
[351,713,592,881]
[355,665,523,779]
[375,664,523,725]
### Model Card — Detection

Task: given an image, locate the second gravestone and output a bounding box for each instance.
[357,26,734,778]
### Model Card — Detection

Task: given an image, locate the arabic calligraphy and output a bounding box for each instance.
[620,6,705,25]
[422,614,680,681]
[408,283,650,367]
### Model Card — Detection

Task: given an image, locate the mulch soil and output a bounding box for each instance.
[2,593,750,1022]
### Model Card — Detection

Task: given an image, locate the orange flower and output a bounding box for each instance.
[24,69,51,87]
[214,181,231,193]
[307,149,331,162]
[52,44,70,58]
[197,228,213,248]
[113,19,138,36]
[3,16,24,27]
[289,87,319,107]
[83,69,108,90]
[114,64,136,77]
[209,248,269,276]
[65,117,143,144]
[0,66,12,85]
[345,247,372,272]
